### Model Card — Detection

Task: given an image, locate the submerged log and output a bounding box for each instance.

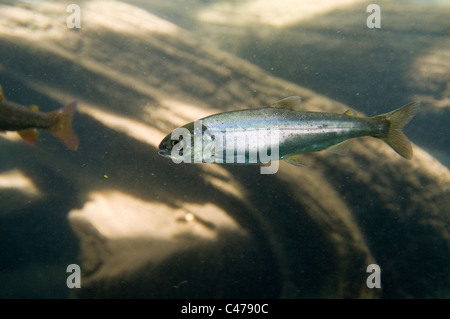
[0,0,448,298]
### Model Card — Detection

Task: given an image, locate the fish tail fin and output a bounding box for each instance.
[373,101,419,160]
[48,101,79,151]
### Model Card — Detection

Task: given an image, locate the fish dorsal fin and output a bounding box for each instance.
[344,109,358,117]
[268,96,302,111]
[282,153,309,166]
[326,140,352,156]
[0,85,5,101]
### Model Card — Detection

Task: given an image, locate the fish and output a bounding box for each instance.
[158,96,418,172]
[0,85,79,150]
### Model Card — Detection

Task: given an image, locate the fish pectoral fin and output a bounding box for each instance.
[268,96,302,111]
[343,109,358,117]
[326,140,352,156]
[282,153,309,166]
[0,85,5,101]
[18,129,39,145]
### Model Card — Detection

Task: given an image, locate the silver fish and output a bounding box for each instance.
[159,96,418,168]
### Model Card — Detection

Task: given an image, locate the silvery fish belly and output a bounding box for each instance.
[197,120,281,164]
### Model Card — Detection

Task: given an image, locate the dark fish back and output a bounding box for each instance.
[0,101,54,131]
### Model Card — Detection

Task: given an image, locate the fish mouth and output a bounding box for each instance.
[158,140,171,158]
[158,150,171,158]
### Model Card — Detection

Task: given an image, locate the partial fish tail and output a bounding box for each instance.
[48,101,79,151]
[372,101,420,160]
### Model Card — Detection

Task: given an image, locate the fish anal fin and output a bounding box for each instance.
[282,153,309,166]
[268,96,302,111]
[18,129,39,145]
[326,140,352,156]
[0,85,5,101]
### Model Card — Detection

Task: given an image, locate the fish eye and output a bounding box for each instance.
[171,135,184,147]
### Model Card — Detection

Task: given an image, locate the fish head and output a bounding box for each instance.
[158,121,196,160]
[158,132,183,159]
[158,121,219,162]
[158,133,185,159]
[157,135,173,158]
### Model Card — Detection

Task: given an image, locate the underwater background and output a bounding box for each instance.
[0,0,449,298]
